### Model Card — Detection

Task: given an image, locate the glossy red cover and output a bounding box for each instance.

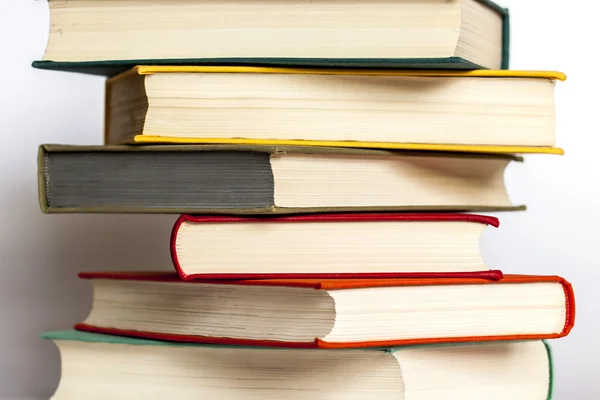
[170,213,500,280]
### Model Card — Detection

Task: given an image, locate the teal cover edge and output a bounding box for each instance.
[31,57,483,77]
[501,7,510,70]
[474,0,510,69]
[42,330,179,347]
[544,340,555,400]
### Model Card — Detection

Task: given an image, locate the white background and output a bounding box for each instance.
[0,0,597,398]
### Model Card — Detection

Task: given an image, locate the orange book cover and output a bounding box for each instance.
[76,272,575,349]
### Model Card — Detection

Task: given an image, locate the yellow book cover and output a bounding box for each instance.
[107,67,566,155]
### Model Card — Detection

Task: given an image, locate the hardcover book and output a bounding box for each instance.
[44,331,553,400]
[42,331,553,400]
[104,66,565,154]
[39,144,523,214]
[75,272,575,348]
[170,213,501,278]
[34,0,510,76]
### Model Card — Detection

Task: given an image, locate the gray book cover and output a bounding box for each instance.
[39,144,524,214]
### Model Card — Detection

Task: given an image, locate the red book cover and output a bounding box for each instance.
[76,272,575,349]
[170,213,502,280]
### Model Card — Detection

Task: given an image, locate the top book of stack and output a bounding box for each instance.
[33,0,510,76]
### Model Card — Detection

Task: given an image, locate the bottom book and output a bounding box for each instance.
[43,330,553,400]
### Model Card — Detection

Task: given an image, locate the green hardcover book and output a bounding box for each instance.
[38,144,524,214]
[42,330,553,399]
[33,0,509,77]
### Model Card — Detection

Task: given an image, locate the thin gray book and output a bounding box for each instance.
[38,144,524,214]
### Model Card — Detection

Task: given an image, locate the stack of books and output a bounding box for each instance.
[36,0,575,398]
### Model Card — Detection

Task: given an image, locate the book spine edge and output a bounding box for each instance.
[544,341,555,400]
[37,145,50,214]
[104,76,110,144]
[560,278,576,336]
[170,215,189,280]
[502,8,511,69]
